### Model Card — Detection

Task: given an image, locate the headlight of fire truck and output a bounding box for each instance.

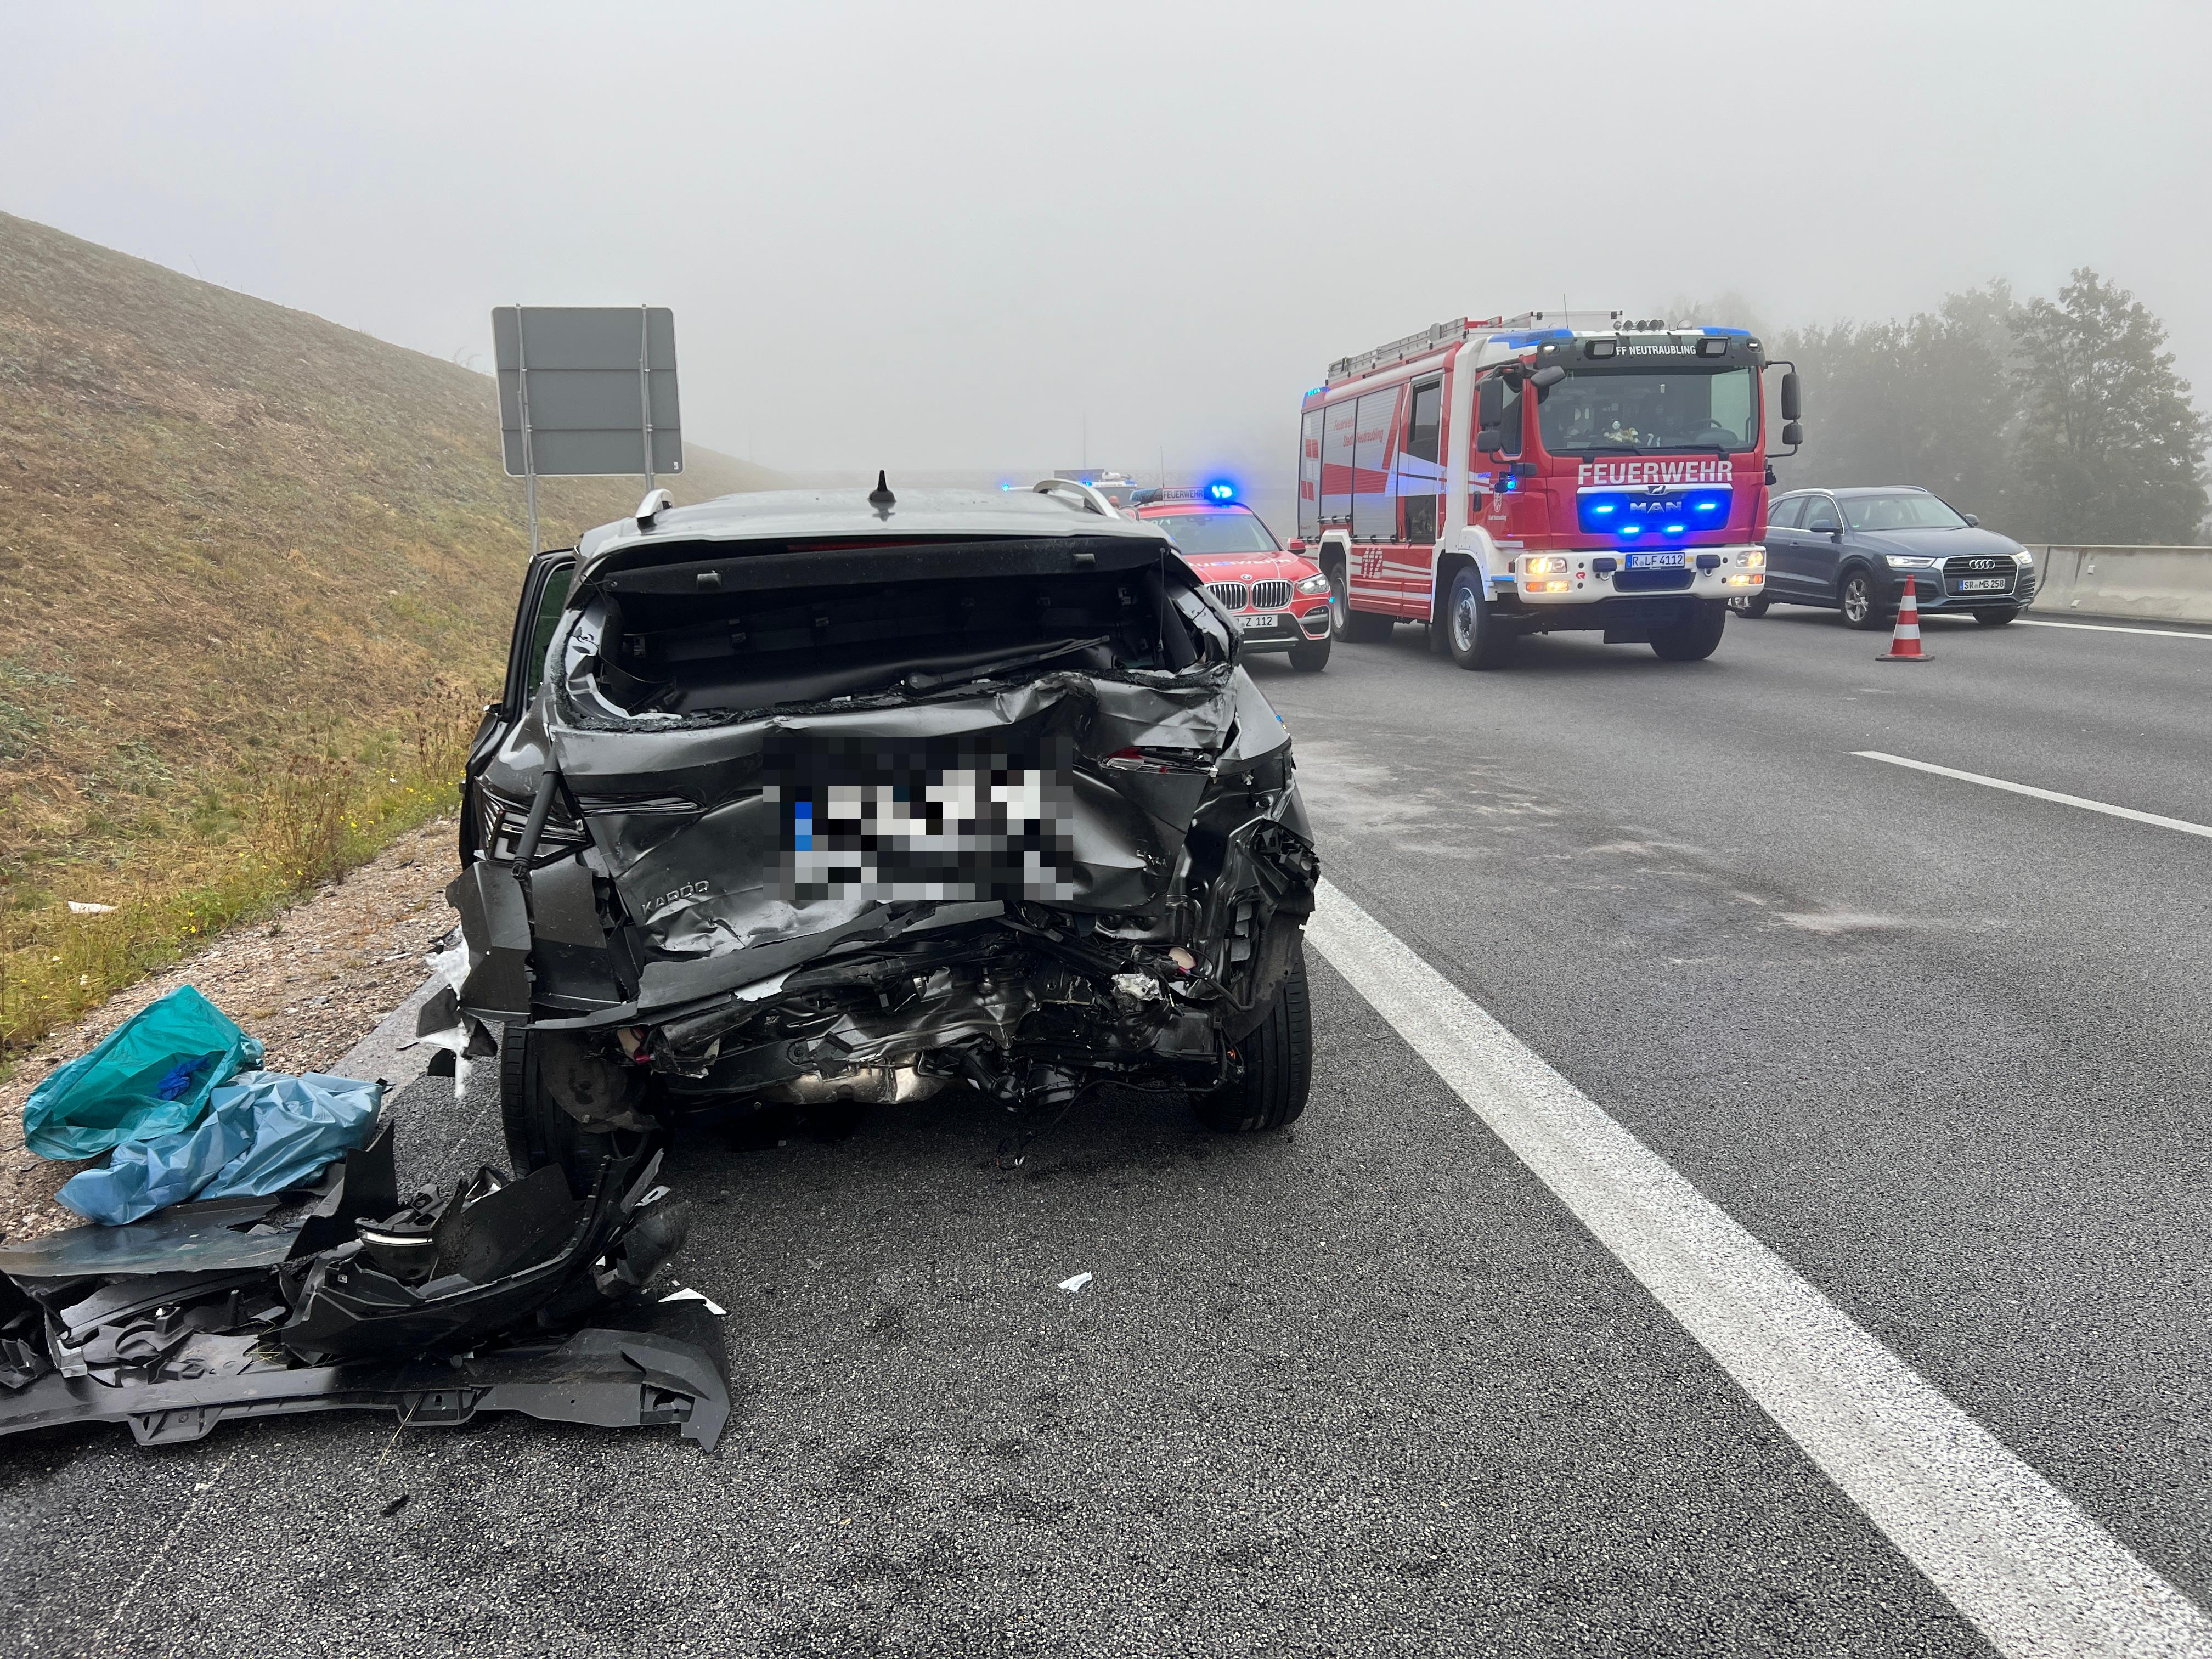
[1883,555,1939,568]
[1523,555,1571,576]
[1742,548,1765,568]
[1294,572,1331,596]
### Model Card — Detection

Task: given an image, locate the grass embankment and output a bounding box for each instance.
[0,211,778,1062]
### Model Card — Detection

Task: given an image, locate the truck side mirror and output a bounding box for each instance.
[1780,371,1802,422]
[1531,365,1566,388]
[1475,430,1506,453]
[1476,377,1504,430]
[1782,421,1803,446]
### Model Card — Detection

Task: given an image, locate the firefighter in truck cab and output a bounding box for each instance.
[1128,482,1334,672]
[1298,312,1804,668]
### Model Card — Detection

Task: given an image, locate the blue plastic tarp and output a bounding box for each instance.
[23,985,264,1160]
[57,1070,383,1226]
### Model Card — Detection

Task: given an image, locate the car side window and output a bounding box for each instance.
[1768,496,1805,530]
[1801,496,1842,533]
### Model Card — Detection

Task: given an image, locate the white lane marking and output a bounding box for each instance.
[2020,619,2212,641]
[1854,752,2212,842]
[1306,878,2212,1658]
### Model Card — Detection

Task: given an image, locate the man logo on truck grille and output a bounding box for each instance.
[769,737,1078,904]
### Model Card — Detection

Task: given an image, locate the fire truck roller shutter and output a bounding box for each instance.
[1351,387,1402,543]
[1319,399,1356,526]
[1298,408,1323,541]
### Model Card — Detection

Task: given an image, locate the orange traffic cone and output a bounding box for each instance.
[1878,577,1930,662]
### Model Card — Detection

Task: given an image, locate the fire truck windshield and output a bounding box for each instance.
[1152,511,1280,555]
[1535,367,1759,455]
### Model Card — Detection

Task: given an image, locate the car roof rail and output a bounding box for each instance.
[1032,477,1119,517]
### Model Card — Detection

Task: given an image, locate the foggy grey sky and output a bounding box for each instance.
[7,1,2208,512]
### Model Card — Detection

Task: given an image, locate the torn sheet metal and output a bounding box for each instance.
[434,518,1320,1124]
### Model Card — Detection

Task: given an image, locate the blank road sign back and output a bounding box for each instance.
[492,306,681,477]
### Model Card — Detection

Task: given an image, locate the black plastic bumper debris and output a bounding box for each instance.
[0,1326,727,1452]
[0,1121,725,1454]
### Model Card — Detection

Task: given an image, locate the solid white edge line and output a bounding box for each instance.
[1306,878,2212,1659]
[1854,752,2212,842]
[2019,619,2212,641]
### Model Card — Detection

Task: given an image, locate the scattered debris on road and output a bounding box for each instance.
[1058,1271,1093,1294]
[0,1119,726,1452]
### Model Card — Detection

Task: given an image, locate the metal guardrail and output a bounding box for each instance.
[2026,545,2212,624]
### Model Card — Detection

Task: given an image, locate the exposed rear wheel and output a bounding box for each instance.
[1329,561,1394,643]
[1195,949,1311,1133]
[500,1026,616,1198]
[1975,606,2020,627]
[1650,601,1729,662]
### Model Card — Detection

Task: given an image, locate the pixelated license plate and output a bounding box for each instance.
[769,741,1079,905]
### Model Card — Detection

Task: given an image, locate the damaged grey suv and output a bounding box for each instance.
[443,477,1321,1189]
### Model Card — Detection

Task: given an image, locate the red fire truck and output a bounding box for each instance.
[1296,312,1802,667]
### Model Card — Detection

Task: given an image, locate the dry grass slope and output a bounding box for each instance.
[0,211,777,1056]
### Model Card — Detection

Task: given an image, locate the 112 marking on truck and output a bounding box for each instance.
[1295,311,1804,667]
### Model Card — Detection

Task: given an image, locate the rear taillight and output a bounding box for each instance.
[477,783,590,862]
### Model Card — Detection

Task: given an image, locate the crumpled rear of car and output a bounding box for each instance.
[440,498,1319,1136]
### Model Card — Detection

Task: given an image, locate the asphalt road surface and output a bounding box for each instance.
[4,604,2209,1657]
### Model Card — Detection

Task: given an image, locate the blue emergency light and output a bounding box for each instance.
[1204,479,1237,503]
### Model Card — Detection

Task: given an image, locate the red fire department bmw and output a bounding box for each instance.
[1128,485,1333,672]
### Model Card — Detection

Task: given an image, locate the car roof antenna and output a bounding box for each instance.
[867,470,895,511]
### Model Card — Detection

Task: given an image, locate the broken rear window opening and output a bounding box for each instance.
[564,537,1223,723]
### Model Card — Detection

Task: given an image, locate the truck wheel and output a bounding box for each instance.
[500,1025,614,1198]
[1974,606,2020,627]
[1651,601,1729,661]
[1196,950,1311,1133]
[1838,568,1884,630]
[1287,635,1331,672]
[1329,562,1394,643]
[1445,567,1510,669]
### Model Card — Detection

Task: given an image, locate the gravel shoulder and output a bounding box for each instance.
[0,816,458,1244]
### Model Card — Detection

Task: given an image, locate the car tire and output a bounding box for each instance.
[500,1025,614,1198]
[1444,567,1510,669]
[1287,635,1331,672]
[1838,567,1885,630]
[1974,606,2021,627]
[1650,601,1729,662]
[1195,948,1311,1133]
[1329,560,1394,643]
[1727,592,1770,618]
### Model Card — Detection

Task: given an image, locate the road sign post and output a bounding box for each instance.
[493,306,681,554]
